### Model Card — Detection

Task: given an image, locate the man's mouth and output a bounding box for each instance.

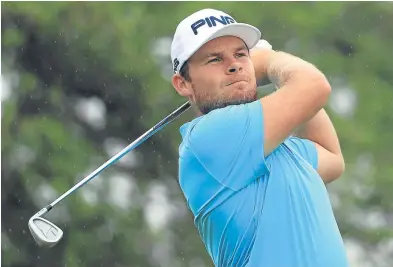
[227,80,246,86]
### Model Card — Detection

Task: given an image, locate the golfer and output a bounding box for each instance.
[171,8,349,267]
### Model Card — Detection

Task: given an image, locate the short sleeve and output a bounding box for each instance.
[187,100,269,191]
[286,137,318,170]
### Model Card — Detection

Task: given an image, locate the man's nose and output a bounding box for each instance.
[227,61,243,74]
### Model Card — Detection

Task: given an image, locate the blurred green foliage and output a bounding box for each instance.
[2,2,393,267]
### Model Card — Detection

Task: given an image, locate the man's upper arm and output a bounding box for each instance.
[287,137,345,183]
[287,137,318,170]
[187,100,269,191]
[259,67,331,157]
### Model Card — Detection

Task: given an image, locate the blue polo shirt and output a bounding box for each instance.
[178,100,349,267]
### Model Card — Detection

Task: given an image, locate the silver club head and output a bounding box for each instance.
[28,216,63,248]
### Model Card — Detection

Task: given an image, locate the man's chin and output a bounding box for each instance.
[197,95,257,114]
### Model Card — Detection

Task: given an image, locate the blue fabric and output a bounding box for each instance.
[178,100,349,267]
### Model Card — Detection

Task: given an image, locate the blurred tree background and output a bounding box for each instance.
[2,2,393,267]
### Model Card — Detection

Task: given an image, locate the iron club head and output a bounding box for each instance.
[28,216,63,248]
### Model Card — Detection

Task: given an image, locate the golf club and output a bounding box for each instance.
[28,101,191,248]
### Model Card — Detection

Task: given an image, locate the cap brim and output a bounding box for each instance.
[206,23,262,49]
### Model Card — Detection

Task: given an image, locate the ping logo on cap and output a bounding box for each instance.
[191,15,236,35]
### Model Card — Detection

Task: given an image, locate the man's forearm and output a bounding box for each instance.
[250,48,272,85]
[251,49,321,89]
[294,109,342,156]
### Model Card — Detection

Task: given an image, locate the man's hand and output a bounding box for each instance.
[253,39,273,50]
[250,39,275,85]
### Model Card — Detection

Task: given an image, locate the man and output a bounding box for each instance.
[171,8,348,267]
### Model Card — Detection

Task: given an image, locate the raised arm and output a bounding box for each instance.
[251,47,344,183]
[252,49,331,156]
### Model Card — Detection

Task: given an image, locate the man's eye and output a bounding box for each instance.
[207,58,220,63]
[236,52,247,57]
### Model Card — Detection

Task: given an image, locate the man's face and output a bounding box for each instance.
[177,36,257,114]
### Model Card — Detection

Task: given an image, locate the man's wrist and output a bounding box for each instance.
[251,48,275,84]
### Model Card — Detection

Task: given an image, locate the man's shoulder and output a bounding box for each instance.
[179,117,203,142]
[184,101,262,135]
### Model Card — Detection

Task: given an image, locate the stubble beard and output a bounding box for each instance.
[194,88,258,115]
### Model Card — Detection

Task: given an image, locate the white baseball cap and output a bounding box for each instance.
[171,8,261,74]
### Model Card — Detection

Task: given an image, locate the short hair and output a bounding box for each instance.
[179,60,191,82]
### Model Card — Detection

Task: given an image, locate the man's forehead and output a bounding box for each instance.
[195,37,248,57]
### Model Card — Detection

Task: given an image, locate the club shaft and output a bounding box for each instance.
[34,102,191,217]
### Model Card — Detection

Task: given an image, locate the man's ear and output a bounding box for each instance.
[172,74,193,97]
